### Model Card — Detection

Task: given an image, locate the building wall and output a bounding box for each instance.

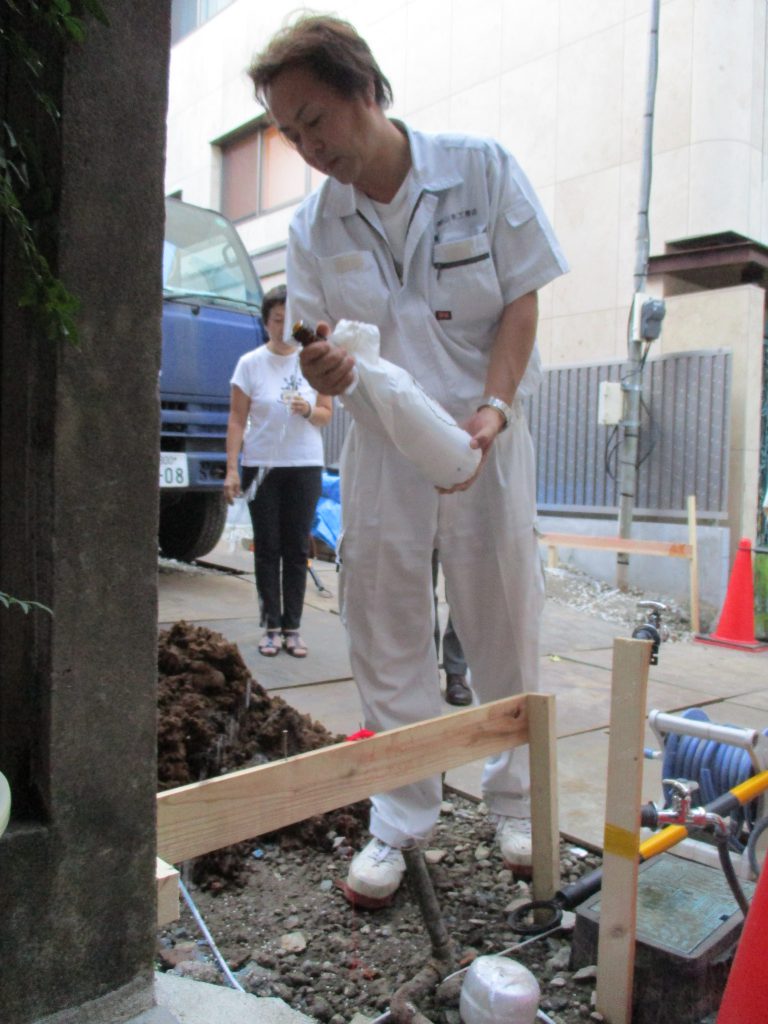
[165,0,767,578]
[661,284,766,551]
[166,0,767,341]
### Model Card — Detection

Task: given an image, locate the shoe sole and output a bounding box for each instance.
[336,879,397,909]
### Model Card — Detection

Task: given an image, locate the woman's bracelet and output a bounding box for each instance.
[302,401,312,420]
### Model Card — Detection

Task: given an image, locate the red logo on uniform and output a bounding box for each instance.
[435,310,452,321]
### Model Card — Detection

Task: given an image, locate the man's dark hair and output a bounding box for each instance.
[261,283,286,323]
[248,14,393,111]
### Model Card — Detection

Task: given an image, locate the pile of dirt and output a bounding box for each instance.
[157,621,368,887]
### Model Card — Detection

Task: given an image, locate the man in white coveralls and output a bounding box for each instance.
[249,14,568,907]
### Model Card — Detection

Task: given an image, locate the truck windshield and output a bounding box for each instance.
[163,198,263,310]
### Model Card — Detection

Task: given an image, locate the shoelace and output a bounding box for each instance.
[372,841,400,864]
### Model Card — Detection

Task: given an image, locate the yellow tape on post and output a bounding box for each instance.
[603,823,639,860]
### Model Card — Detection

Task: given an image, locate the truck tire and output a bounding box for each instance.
[158,492,228,562]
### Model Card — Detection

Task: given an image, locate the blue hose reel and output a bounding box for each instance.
[652,708,768,828]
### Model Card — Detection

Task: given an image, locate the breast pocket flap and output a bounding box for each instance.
[505,195,537,229]
[433,233,490,266]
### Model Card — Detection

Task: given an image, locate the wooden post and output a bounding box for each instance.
[687,494,700,634]
[527,693,560,903]
[595,638,652,1024]
[156,857,180,927]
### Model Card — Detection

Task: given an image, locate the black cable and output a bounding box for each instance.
[716,832,750,917]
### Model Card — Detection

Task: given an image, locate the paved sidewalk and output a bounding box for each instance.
[160,539,768,850]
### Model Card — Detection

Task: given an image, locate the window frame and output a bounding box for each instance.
[218,121,324,223]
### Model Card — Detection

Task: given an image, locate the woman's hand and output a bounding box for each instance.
[223,469,242,505]
[289,394,313,418]
[299,321,356,395]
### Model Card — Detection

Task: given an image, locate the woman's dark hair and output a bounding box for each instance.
[248,14,393,111]
[261,284,286,323]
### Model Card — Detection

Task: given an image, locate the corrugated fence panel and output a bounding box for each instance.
[320,349,731,519]
[529,349,730,518]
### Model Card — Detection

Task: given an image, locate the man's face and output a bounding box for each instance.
[266,66,377,188]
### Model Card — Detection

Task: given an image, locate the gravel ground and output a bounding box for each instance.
[543,563,694,643]
[157,794,606,1023]
[155,564,705,1023]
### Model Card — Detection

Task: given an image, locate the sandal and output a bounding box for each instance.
[258,630,281,657]
[282,631,308,658]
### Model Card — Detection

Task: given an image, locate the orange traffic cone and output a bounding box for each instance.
[717,853,768,1022]
[696,538,768,651]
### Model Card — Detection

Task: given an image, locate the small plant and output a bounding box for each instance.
[0,591,52,616]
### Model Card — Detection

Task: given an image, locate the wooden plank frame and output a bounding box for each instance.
[156,693,559,916]
[539,494,700,633]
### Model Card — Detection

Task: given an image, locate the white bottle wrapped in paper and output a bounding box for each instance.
[330,319,482,489]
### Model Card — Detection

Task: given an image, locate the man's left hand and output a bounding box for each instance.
[436,405,505,494]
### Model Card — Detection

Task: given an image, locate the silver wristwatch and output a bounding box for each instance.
[477,395,513,430]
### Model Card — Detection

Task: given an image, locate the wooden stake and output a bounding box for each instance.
[595,638,652,1024]
[687,494,700,634]
[156,857,180,927]
[528,693,560,903]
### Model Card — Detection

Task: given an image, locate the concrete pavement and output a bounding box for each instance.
[159,537,768,851]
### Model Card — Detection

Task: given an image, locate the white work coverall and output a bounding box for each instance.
[287,125,568,848]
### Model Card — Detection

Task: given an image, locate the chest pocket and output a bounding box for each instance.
[431,231,503,325]
[318,250,389,325]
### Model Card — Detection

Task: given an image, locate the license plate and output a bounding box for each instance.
[159,452,189,488]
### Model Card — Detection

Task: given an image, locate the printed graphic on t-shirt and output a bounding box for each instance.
[280,370,303,406]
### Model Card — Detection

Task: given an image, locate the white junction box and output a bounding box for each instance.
[598,380,623,425]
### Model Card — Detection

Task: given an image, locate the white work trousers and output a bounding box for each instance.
[338,401,544,848]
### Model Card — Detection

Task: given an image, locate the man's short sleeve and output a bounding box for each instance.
[488,144,568,305]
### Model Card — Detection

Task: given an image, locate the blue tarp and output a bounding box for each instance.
[312,471,341,551]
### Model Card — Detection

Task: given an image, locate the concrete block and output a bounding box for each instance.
[153,973,316,1024]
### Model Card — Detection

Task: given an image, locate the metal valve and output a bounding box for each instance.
[631,600,669,664]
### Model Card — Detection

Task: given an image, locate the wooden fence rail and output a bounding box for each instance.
[539,496,700,633]
[155,693,559,925]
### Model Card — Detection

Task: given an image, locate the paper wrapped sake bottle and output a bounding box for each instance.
[294,319,482,489]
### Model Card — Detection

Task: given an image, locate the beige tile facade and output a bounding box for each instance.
[166,0,768,560]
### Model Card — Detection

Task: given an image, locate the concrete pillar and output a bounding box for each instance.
[0,4,171,1022]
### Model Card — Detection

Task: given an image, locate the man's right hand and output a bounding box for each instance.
[299,321,356,395]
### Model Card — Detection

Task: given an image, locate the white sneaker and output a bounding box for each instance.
[344,838,406,907]
[495,816,533,875]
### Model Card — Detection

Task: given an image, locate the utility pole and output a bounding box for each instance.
[617,0,664,590]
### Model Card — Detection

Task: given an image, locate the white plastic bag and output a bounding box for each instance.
[459,955,540,1024]
[332,319,482,489]
[222,494,253,553]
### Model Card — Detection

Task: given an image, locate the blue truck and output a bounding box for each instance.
[159,198,266,561]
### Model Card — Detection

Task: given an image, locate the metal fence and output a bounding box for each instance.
[323,348,732,521]
[531,348,731,519]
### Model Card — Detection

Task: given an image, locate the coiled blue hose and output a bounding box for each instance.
[661,708,768,819]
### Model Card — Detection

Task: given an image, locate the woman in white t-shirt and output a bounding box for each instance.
[224,285,332,658]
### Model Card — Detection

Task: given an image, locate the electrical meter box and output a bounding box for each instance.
[570,853,755,1024]
[598,381,623,425]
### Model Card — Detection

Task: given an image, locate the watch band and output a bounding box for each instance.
[477,395,512,430]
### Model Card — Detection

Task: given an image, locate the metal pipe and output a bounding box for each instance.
[617,0,661,589]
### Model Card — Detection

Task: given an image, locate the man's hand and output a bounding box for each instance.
[436,405,505,494]
[299,321,356,395]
